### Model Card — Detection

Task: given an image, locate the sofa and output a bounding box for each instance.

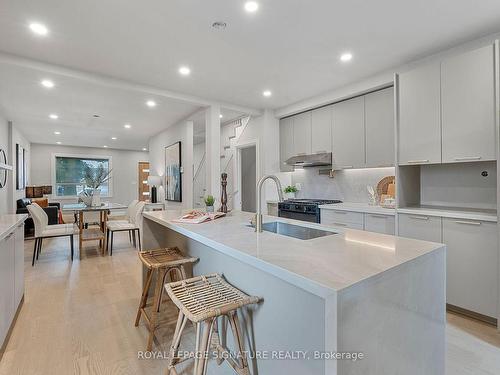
[16,198,60,236]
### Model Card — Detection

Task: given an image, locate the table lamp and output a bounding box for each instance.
[147,176,162,203]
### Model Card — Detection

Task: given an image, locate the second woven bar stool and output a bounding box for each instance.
[135,247,198,351]
[164,273,261,375]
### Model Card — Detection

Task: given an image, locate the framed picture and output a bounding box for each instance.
[16,144,25,190]
[165,141,182,202]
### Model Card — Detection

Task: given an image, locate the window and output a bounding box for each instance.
[54,155,111,197]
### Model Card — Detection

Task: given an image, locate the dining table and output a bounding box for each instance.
[62,202,127,258]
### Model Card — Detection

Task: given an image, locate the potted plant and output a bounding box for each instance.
[284,185,298,200]
[80,164,112,207]
[204,195,215,213]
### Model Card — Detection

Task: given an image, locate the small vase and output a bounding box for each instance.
[91,189,101,207]
[206,205,214,213]
[284,192,295,200]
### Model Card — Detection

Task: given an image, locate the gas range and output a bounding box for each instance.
[278,199,342,223]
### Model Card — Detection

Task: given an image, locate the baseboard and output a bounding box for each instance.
[447,303,497,326]
[0,295,24,361]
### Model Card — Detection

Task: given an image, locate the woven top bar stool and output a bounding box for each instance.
[164,273,261,375]
[135,247,198,351]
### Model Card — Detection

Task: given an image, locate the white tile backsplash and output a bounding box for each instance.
[292,167,395,203]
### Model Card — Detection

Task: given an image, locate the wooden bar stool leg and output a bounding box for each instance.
[167,310,187,375]
[193,322,202,375]
[147,268,167,351]
[228,311,250,375]
[212,318,224,366]
[135,268,153,326]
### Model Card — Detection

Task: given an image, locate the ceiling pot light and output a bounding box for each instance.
[146,100,157,108]
[245,1,259,12]
[29,22,48,36]
[111,137,117,140]
[41,79,54,88]
[49,114,58,119]
[219,114,223,119]
[340,52,353,62]
[142,148,147,151]
[179,66,191,76]
[103,145,108,148]
[262,90,272,97]
[54,131,61,135]
[56,141,61,145]
[124,124,131,129]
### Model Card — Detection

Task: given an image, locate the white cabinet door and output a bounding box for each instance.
[292,111,312,155]
[311,105,332,154]
[364,214,395,235]
[0,233,15,346]
[398,213,442,243]
[441,44,496,163]
[14,224,24,307]
[332,96,365,169]
[279,117,294,172]
[365,88,395,167]
[398,63,441,165]
[320,209,364,226]
[443,218,498,318]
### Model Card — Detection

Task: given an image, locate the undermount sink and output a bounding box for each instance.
[249,221,338,240]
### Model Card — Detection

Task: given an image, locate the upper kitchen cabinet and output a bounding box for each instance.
[279,117,294,172]
[292,111,312,155]
[398,63,441,165]
[311,105,332,154]
[365,87,395,167]
[441,45,496,163]
[332,96,365,169]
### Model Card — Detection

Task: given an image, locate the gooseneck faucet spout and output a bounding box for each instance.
[255,175,284,232]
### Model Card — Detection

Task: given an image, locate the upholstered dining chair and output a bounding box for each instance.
[106,201,145,255]
[27,203,78,266]
[109,199,139,243]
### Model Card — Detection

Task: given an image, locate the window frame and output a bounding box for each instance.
[51,153,113,199]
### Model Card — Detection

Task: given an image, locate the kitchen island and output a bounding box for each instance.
[142,210,445,375]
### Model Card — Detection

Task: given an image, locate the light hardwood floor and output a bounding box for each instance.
[0,235,499,374]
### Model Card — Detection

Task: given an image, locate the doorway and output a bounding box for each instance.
[240,145,257,212]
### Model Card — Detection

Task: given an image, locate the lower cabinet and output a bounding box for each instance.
[398,213,442,243]
[320,209,364,230]
[14,224,25,305]
[364,214,395,235]
[0,233,15,346]
[443,218,498,319]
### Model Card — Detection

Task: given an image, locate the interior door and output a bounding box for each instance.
[138,162,150,201]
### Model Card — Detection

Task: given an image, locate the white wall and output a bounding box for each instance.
[0,114,9,215]
[148,120,193,210]
[30,143,148,206]
[193,141,206,208]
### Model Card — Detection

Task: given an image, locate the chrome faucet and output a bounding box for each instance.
[255,175,284,232]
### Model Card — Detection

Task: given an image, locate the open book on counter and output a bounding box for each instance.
[172,210,226,224]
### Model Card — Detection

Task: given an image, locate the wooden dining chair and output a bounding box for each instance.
[27,203,78,266]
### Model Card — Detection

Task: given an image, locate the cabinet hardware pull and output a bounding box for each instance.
[333,222,347,227]
[370,214,387,218]
[409,216,429,220]
[454,220,481,226]
[339,165,353,169]
[453,156,481,161]
[407,160,429,164]
[333,211,347,214]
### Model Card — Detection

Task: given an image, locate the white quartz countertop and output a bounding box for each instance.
[0,214,28,241]
[319,202,396,215]
[398,206,497,222]
[143,210,444,296]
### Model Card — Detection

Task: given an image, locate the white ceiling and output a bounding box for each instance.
[1,0,500,111]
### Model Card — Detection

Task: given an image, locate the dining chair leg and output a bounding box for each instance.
[37,238,43,260]
[129,230,132,243]
[132,230,136,247]
[110,230,114,256]
[106,229,109,253]
[70,235,74,261]
[32,238,38,266]
[136,229,141,251]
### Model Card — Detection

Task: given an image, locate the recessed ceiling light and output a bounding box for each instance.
[219,114,223,119]
[124,124,131,129]
[56,141,61,145]
[29,22,48,36]
[146,100,157,108]
[340,52,353,62]
[263,90,272,97]
[142,148,147,151]
[179,66,191,76]
[41,79,54,88]
[103,145,108,148]
[49,114,58,119]
[244,1,259,12]
[111,137,117,140]
[54,131,61,135]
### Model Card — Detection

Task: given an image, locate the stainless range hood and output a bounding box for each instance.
[285,152,332,167]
